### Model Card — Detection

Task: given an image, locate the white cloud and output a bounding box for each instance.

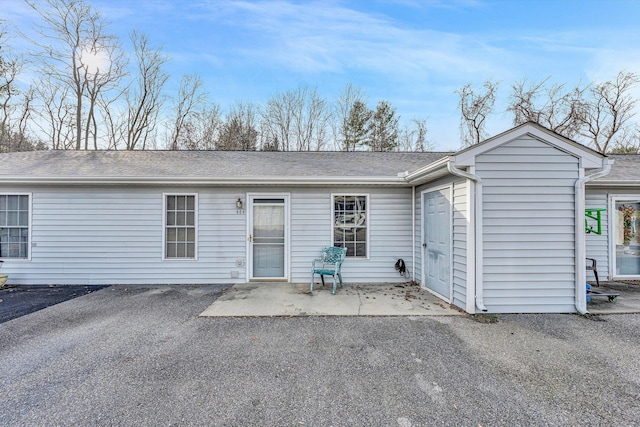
[194,0,511,83]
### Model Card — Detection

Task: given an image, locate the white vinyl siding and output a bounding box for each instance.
[293,188,413,283]
[585,189,609,281]
[3,186,414,285]
[4,187,247,285]
[477,136,579,313]
[451,180,468,309]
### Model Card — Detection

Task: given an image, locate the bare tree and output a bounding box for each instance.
[609,125,640,154]
[291,86,331,151]
[260,89,296,151]
[396,118,430,152]
[0,86,41,152]
[33,74,76,149]
[0,22,25,149]
[167,74,206,150]
[175,103,221,150]
[81,36,126,149]
[124,31,169,150]
[14,88,41,151]
[396,125,413,152]
[217,102,258,151]
[366,100,399,152]
[456,80,498,146]
[26,0,123,150]
[507,77,587,139]
[579,70,639,153]
[98,86,126,150]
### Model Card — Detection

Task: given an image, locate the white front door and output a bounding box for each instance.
[422,187,452,300]
[248,194,289,280]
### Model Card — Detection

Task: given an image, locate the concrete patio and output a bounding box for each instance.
[200,282,462,317]
[200,280,640,317]
[587,281,640,314]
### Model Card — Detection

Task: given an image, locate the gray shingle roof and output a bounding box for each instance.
[0,150,637,185]
[0,150,452,179]
[598,154,640,182]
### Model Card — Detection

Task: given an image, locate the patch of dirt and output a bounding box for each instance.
[579,313,606,322]
[472,313,499,324]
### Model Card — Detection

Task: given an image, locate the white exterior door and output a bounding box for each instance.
[248,194,289,280]
[422,187,452,300]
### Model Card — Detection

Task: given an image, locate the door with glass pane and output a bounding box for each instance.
[249,195,288,280]
[613,199,640,277]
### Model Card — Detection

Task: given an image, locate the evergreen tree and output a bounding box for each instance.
[366,100,399,151]
[342,100,371,151]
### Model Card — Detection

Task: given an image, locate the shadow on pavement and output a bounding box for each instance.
[0,285,109,324]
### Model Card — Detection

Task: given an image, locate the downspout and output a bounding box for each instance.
[412,185,416,282]
[574,158,613,315]
[447,162,488,312]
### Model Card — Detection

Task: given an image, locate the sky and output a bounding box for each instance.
[4,0,640,151]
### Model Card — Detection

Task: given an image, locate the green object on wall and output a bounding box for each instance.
[585,208,606,235]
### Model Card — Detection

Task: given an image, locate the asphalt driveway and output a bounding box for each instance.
[1,284,639,426]
[0,285,109,323]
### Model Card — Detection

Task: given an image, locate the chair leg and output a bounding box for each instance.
[321,275,326,287]
[338,272,343,288]
[310,272,315,293]
[332,275,338,295]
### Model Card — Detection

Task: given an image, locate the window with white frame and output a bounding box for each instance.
[164,194,197,259]
[0,194,30,259]
[333,194,367,257]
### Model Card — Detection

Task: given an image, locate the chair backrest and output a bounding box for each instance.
[322,246,347,265]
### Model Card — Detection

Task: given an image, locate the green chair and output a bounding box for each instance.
[310,246,347,295]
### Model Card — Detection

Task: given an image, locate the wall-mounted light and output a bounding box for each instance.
[236,198,244,211]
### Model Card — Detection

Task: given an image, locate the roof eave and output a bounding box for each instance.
[586,180,640,187]
[0,175,409,187]
[404,156,452,186]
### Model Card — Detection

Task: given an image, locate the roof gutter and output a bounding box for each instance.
[447,161,487,312]
[0,176,407,187]
[585,180,640,187]
[404,156,452,186]
[574,158,614,315]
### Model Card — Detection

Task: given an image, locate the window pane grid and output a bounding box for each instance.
[333,195,367,257]
[165,195,196,259]
[0,195,29,259]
